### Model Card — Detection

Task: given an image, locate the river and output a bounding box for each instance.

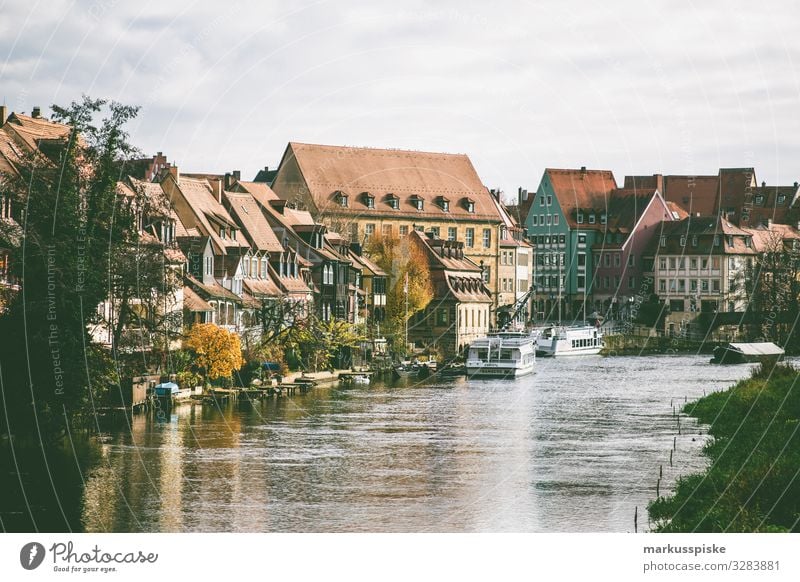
[3,355,761,532]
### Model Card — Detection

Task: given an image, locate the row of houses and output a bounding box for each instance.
[514,166,800,336]
[3,104,799,355]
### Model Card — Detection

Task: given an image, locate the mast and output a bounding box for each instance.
[558,257,562,326]
[404,271,409,355]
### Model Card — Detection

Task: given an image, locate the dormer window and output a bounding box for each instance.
[680,235,686,247]
[363,192,375,208]
[692,236,698,247]
[754,194,764,205]
[500,226,508,240]
[778,194,786,205]
[600,212,607,225]
[727,235,734,247]
[410,195,424,211]
[334,191,348,207]
[745,236,752,248]
[231,229,237,241]
[714,235,720,247]
[577,210,584,224]
[219,227,225,239]
[464,198,475,213]
[588,213,596,224]
[387,194,399,209]
[660,236,666,247]
[438,196,450,212]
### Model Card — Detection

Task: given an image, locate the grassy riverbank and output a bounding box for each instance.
[649,362,800,532]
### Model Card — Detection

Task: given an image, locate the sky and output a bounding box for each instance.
[2,0,800,202]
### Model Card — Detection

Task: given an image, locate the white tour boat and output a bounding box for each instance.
[466,331,537,378]
[535,324,603,357]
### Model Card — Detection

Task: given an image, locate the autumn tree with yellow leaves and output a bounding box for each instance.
[184,323,245,385]
[365,233,434,354]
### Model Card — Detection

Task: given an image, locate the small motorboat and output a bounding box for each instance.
[711,342,784,364]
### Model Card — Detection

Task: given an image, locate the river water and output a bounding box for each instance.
[46,354,758,533]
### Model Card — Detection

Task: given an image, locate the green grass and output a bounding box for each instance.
[649,362,800,532]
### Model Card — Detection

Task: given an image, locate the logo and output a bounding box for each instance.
[20,542,46,570]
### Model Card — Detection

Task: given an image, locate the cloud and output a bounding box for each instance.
[2,0,800,197]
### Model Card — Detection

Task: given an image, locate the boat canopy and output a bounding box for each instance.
[727,342,785,356]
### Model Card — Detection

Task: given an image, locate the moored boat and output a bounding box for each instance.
[465,331,537,378]
[535,324,603,357]
[711,342,784,364]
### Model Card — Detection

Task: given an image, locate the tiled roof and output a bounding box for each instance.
[276,142,503,222]
[544,168,617,228]
[243,277,282,298]
[223,190,284,253]
[184,274,241,303]
[162,175,247,255]
[183,286,213,312]
[661,175,719,216]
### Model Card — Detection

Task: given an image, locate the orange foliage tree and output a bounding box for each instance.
[184,323,245,384]
[366,233,434,352]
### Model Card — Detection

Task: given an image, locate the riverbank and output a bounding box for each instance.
[648,362,800,532]
[601,334,717,355]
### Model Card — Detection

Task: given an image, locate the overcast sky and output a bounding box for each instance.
[2,0,799,201]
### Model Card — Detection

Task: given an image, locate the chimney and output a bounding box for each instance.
[0,105,7,127]
[580,166,587,179]
[795,182,798,189]
[518,187,528,203]
[655,174,664,194]
[762,181,766,188]
[224,172,233,190]
[31,106,41,118]
[233,170,241,182]
[168,165,180,182]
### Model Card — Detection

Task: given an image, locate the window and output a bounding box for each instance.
[629,276,636,289]
[540,214,545,225]
[447,227,456,241]
[338,193,349,207]
[712,279,720,293]
[220,227,226,239]
[388,195,399,209]
[540,197,545,207]
[482,228,492,248]
[466,228,474,247]
[628,254,635,267]
[678,279,686,292]
[578,234,586,245]
[261,258,268,279]
[701,258,708,269]
[659,257,667,270]
[365,223,375,236]
[546,215,552,225]
[604,276,610,289]
[442,200,450,212]
[430,226,440,238]
[588,213,596,224]
[714,235,720,246]
[712,257,720,270]
[382,224,393,237]
[559,234,566,244]
[577,252,586,267]
[755,195,764,205]
[437,308,448,326]
[690,258,698,270]
[778,194,786,205]
[659,279,666,292]
[690,279,697,292]
[600,213,607,225]
[399,225,409,236]
[482,266,490,284]
[701,279,709,292]
[660,236,666,247]
[411,196,424,211]
[669,257,676,270]
[532,215,538,226]
[205,256,213,276]
[729,257,736,269]
[577,211,584,224]
[560,253,565,266]
[613,254,621,267]
[553,215,559,225]
[680,235,686,247]
[604,254,610,267]
[691,236,698,247]
[577,275,586,289]
[547,195,552,206]
[678,258,685,270]
[365,195,375,209]
[467,201,475,213]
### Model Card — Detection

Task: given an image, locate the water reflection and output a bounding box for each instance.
[67,355,762,532]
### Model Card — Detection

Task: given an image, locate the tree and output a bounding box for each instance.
[0,97,140,441]
[365,233,433,354]
[184,323,244,384]
[294,316,364,372]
